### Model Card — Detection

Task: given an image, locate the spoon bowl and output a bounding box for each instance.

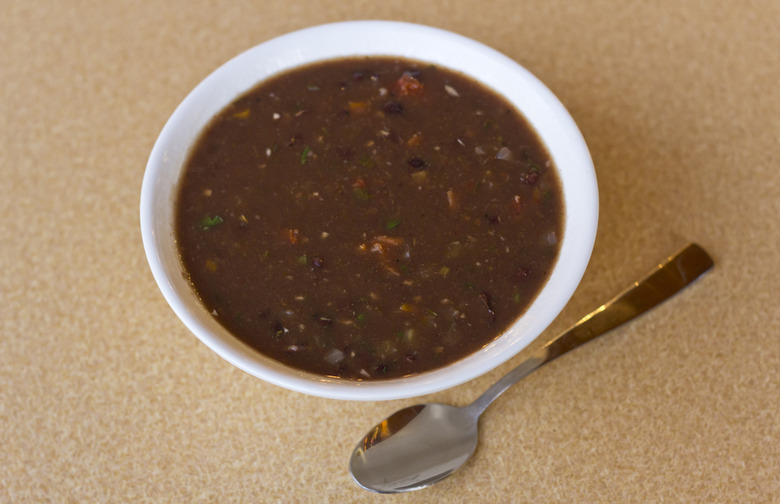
[349,244,714,493]
[350,403,477,493]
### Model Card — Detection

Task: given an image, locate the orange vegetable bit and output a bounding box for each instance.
[395,72,424,96]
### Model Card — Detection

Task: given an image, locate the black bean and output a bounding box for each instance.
[514,267,532,282]
[479,291,496,320]
[383,101,404,114]
[484,213,500,224]
[287,134,302,147]
[519,171,539,185]
[272,321,288,340]
[407,157,427,170]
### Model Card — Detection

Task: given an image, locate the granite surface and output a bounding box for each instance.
[2,1,779,502]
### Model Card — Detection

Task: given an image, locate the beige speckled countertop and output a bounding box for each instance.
[2,1,779,502]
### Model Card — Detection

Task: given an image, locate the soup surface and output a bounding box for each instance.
[175,57,563,380]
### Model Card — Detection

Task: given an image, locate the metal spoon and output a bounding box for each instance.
[349,243,713,493]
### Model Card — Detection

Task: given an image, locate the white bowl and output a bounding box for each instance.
[140,21,598,401]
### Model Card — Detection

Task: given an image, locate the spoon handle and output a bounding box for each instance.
[468,243,714,416]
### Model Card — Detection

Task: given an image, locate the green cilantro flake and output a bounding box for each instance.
[528,160,543,173]
[353,187,369,201]
[201,215,224,229]
[386,217,401,229]
[301,146,311,165]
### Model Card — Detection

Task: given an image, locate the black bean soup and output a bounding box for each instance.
[175,57,563,380]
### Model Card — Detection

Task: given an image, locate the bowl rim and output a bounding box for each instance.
[140,20,598,401]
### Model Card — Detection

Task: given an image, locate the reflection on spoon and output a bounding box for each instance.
[350,244,714,493]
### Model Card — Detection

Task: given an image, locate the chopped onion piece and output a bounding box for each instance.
[496,146,513,161]
[446,189,457,209]
[325,348,345,364]
[444,84,460,97]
